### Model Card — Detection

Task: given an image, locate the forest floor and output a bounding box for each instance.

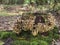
[0,41,4,45]
[0,15,21,31]
[0,5,30,16]
[0,3,60,16]
[0,4,60,45]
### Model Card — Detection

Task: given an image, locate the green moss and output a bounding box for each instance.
[12,40,48,45]
[12,40,30,45]
[39,40,48,45]
[0,31,17,40]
